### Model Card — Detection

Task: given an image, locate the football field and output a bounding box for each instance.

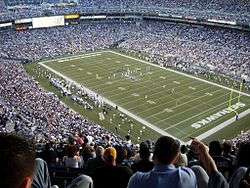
[38,50,250,143]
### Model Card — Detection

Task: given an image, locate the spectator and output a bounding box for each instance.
[0,61,125,148]
[222,141,236,167]
[236,142,250,168]
[128,136,197,188]
[209,141,232,178]
[40,142,58,167]
[64,145,82,168]
[1,0,250,23]
[81,145,95,163]
[239,167,250,188]
[131,142,154,173]
[0,133,36,188]
[85,146,105,176]
[190,139,229,188]
[93,147,133,188]
[0,133,57,188]
[174,145,188,167]
[230,142,250,188]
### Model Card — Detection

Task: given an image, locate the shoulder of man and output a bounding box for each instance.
[128,171,151,188]
[117,165,133,175]
[178,167,197,186]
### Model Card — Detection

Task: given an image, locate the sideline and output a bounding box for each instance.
[186,109,250,144]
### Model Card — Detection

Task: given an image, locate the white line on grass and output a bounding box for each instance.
[39,61,185,144]
[163,95,237,131]
[135,85,220,116]
[58,54,102,62]
[126,82,216,113]
[109,75,192,104]
[161,94,234,129]
[105,74,181,99]
[145,87,223,120]
[109,51,250,97]
[117,78,200,106]
[39,51,250,145]
[89,69,165,91]
[107,51,250,142]
[186,109,250,144]
[39,51,107,64]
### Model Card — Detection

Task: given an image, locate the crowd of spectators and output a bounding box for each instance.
[0,60,124,146]
[118,21,250,84]
[0,58,249,149]
[0,20,249,145]
[1,133,250,188]
[0,10,250,187]
[0,22,125,59]
[0,35,250,188]
[0,20,249,85]
[0,0,6,12]
[0,0,250,23]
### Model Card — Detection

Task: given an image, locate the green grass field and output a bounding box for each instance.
[31,50,250,143]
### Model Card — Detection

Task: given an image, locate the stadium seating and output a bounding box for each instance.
[1,0,250,23]
[0,1,250,187]
[0,21,249,83]
[1,133,250,188]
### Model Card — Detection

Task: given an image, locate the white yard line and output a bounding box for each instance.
[146,87,223,120]
[186,109,250,144]
[106,75,176,95]
[58,54,102,62]
[163,95,237,131]
[109,51,250,98]
[39,51,106,64]
[39,61,185,144]
[118,78,199,106]
[159,93,233,129]
[109,75,192,104]
[127,82,215,113]
[88,70,165,92]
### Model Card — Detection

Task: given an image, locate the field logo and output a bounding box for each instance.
[191,102,245,129]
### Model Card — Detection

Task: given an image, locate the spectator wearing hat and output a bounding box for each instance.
[93,147,133,188]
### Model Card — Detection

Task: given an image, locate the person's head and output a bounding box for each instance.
[81,145,95,160]
[153,136,180,165]
[103,147,117,166]
[237,142,250,167]
[222,141,233,155]
[209,141,222,156]
[174,153,188,167]
[126,147,133,159]
[0,133,36,188]
[115,145,127,165]
[45,142,53,150]
[96,146,104,158]
[139,142,151,160]
[66,145,78,158]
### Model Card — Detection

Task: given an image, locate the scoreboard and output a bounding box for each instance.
[32,16,65,28]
